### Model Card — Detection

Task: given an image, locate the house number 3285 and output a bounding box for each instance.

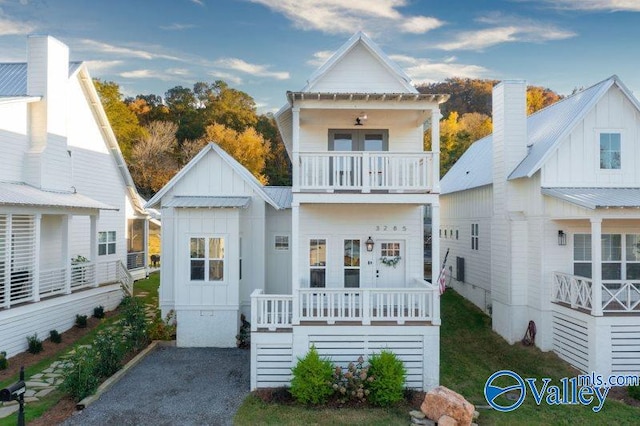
[376,225,407,231]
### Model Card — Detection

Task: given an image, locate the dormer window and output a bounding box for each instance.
[599,132,621,170]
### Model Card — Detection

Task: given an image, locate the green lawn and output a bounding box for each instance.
[234,290,640,425]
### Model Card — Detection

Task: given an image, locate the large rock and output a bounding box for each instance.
[420,386,475,426]
[437,415,457,426]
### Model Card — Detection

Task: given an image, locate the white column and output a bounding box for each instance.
[291,202,300,325]
[33,213,42,302]
[292,106,300,193]
[591,218,603,316]
[430,109,442,193]
[63,215,71,294]
[144,217,150,273]
[90,215,98,287]
[430,202,441,325]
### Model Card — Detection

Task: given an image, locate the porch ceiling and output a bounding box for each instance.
[542,187,640,210]
[0,181,116,210]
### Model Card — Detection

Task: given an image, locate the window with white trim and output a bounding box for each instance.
[189,237,224,282]
[309,239,326,288]
[275,235,289,250]
[344,239,360,288]
[573,234,592,278]
[471,224,479,250]
[98,231,116,256]
[600,132,621,170]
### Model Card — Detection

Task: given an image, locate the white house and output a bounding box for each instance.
[148,32,447,390]
[440,76,640,376]
[0,35,149,358]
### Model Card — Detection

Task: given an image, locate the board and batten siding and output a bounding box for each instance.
[0,285,122,358]
[308,42,410,93]
[297,204,423,288]
[542,85,640,187]
[440,186,492,312]
[265,206,292,295]
[0,102,29,183]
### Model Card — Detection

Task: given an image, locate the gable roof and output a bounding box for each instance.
[145,143,281,210]
[304,31,416,93]
[442,76,640,194]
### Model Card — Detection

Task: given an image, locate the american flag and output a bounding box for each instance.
[439,268,447,295]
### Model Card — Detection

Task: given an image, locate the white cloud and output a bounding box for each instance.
[306,50,333,67]
[214,57,290,80]
[435,15,575,50]
[119,68,190,81]
[84,60,123,73]
[539,0,640,11]
[0,15,35,35]
[190,0,204,6]
[209,70,243,85]
[399,16,443,34]
[76,39,183,61]
[247,0,443,34]
[388,54,489,83]
[160,23,196,30]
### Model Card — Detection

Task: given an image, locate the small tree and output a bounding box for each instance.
[290,346,334,405]
[367,350,406,406]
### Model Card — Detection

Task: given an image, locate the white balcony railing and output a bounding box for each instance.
[553,272,640,314]
[70,262,96,291]
[250,279,440,331]
[39,267,67,297]
[297,151,434,192]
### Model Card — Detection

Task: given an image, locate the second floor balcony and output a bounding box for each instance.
[296,151,435,193]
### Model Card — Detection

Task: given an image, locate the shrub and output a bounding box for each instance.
[332,355,372,403]
[61,345,99,401]
[75,314,88,328]
[26,333,43,354]
[148,309,176,341]
[120,296,149,351]
[93,327,125,378]
[290,345,334,405]
[0,351,7,370]
[50,329,62,344]
[236,314,250,349]
[366,350,406,406]
[629,386,640,401]
[93,305,105,319]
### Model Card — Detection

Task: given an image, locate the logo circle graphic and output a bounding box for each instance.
[484,370,527,412]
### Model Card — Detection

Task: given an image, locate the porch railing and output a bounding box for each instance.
[127,251,145,270]
[39,267,67,297]
[250,279,440,330]
[297,152,434,192]
[552,272,640,314]
[70,262,96,291]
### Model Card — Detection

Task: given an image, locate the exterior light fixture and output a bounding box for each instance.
[354,117,363,126]
[366,236,374,252]
[354,113,367,126]
[558,230,567,246]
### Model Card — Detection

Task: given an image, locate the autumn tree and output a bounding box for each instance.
[527,86,563,115]
[94,79,145,160]
[256,114,291,186]
[126,94,169,125]
[203,123,270,184]
[165,85,205,142]
[130,121,180,198]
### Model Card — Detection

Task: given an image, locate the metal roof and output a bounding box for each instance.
[0,182,117,210]
[541,187,640,210]
[440,135,493,194]
[263,186,292,209]
[163,196,251,208]
[0,61,83,96]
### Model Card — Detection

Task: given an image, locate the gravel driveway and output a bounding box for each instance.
[63,346,250,426]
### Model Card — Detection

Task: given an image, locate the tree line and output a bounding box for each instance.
[95,77,562,196]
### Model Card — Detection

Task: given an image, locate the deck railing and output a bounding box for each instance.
[297,151,433,192]
[250,279,440,330]
[127,251,145,270]
[70,262,96,290]
[39,267,67,297]
[552,272,640,314]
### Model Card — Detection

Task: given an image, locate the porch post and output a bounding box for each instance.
[291,202,300,325]
[430,109,441,193]
[33,213,42,302]
[292,106,300,193]
[591,218,603,316]
[90,215,98,287]
[63,215,71,294]
[430,202,441,325]
[144,217,150,273]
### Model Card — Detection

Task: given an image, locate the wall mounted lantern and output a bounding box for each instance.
[558,230,567,246]
[365,236,374,252]
[354,113,367,126]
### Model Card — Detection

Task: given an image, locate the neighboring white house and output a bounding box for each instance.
[148,32,447,390]
[0,35,149,358]
[440,76,640,376]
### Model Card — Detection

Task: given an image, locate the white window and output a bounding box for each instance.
[309,239,326,288]
[573,234,592,278]
[600,132,621,170]
[98,231,116,256]
[471,224,479,250]
[344,239,360,288]
[189,237,224,282]
[275,235,289,251]
[573,233,640,280]
[381,242,400,257]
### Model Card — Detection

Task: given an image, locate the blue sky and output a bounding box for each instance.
[1,0,639,113]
